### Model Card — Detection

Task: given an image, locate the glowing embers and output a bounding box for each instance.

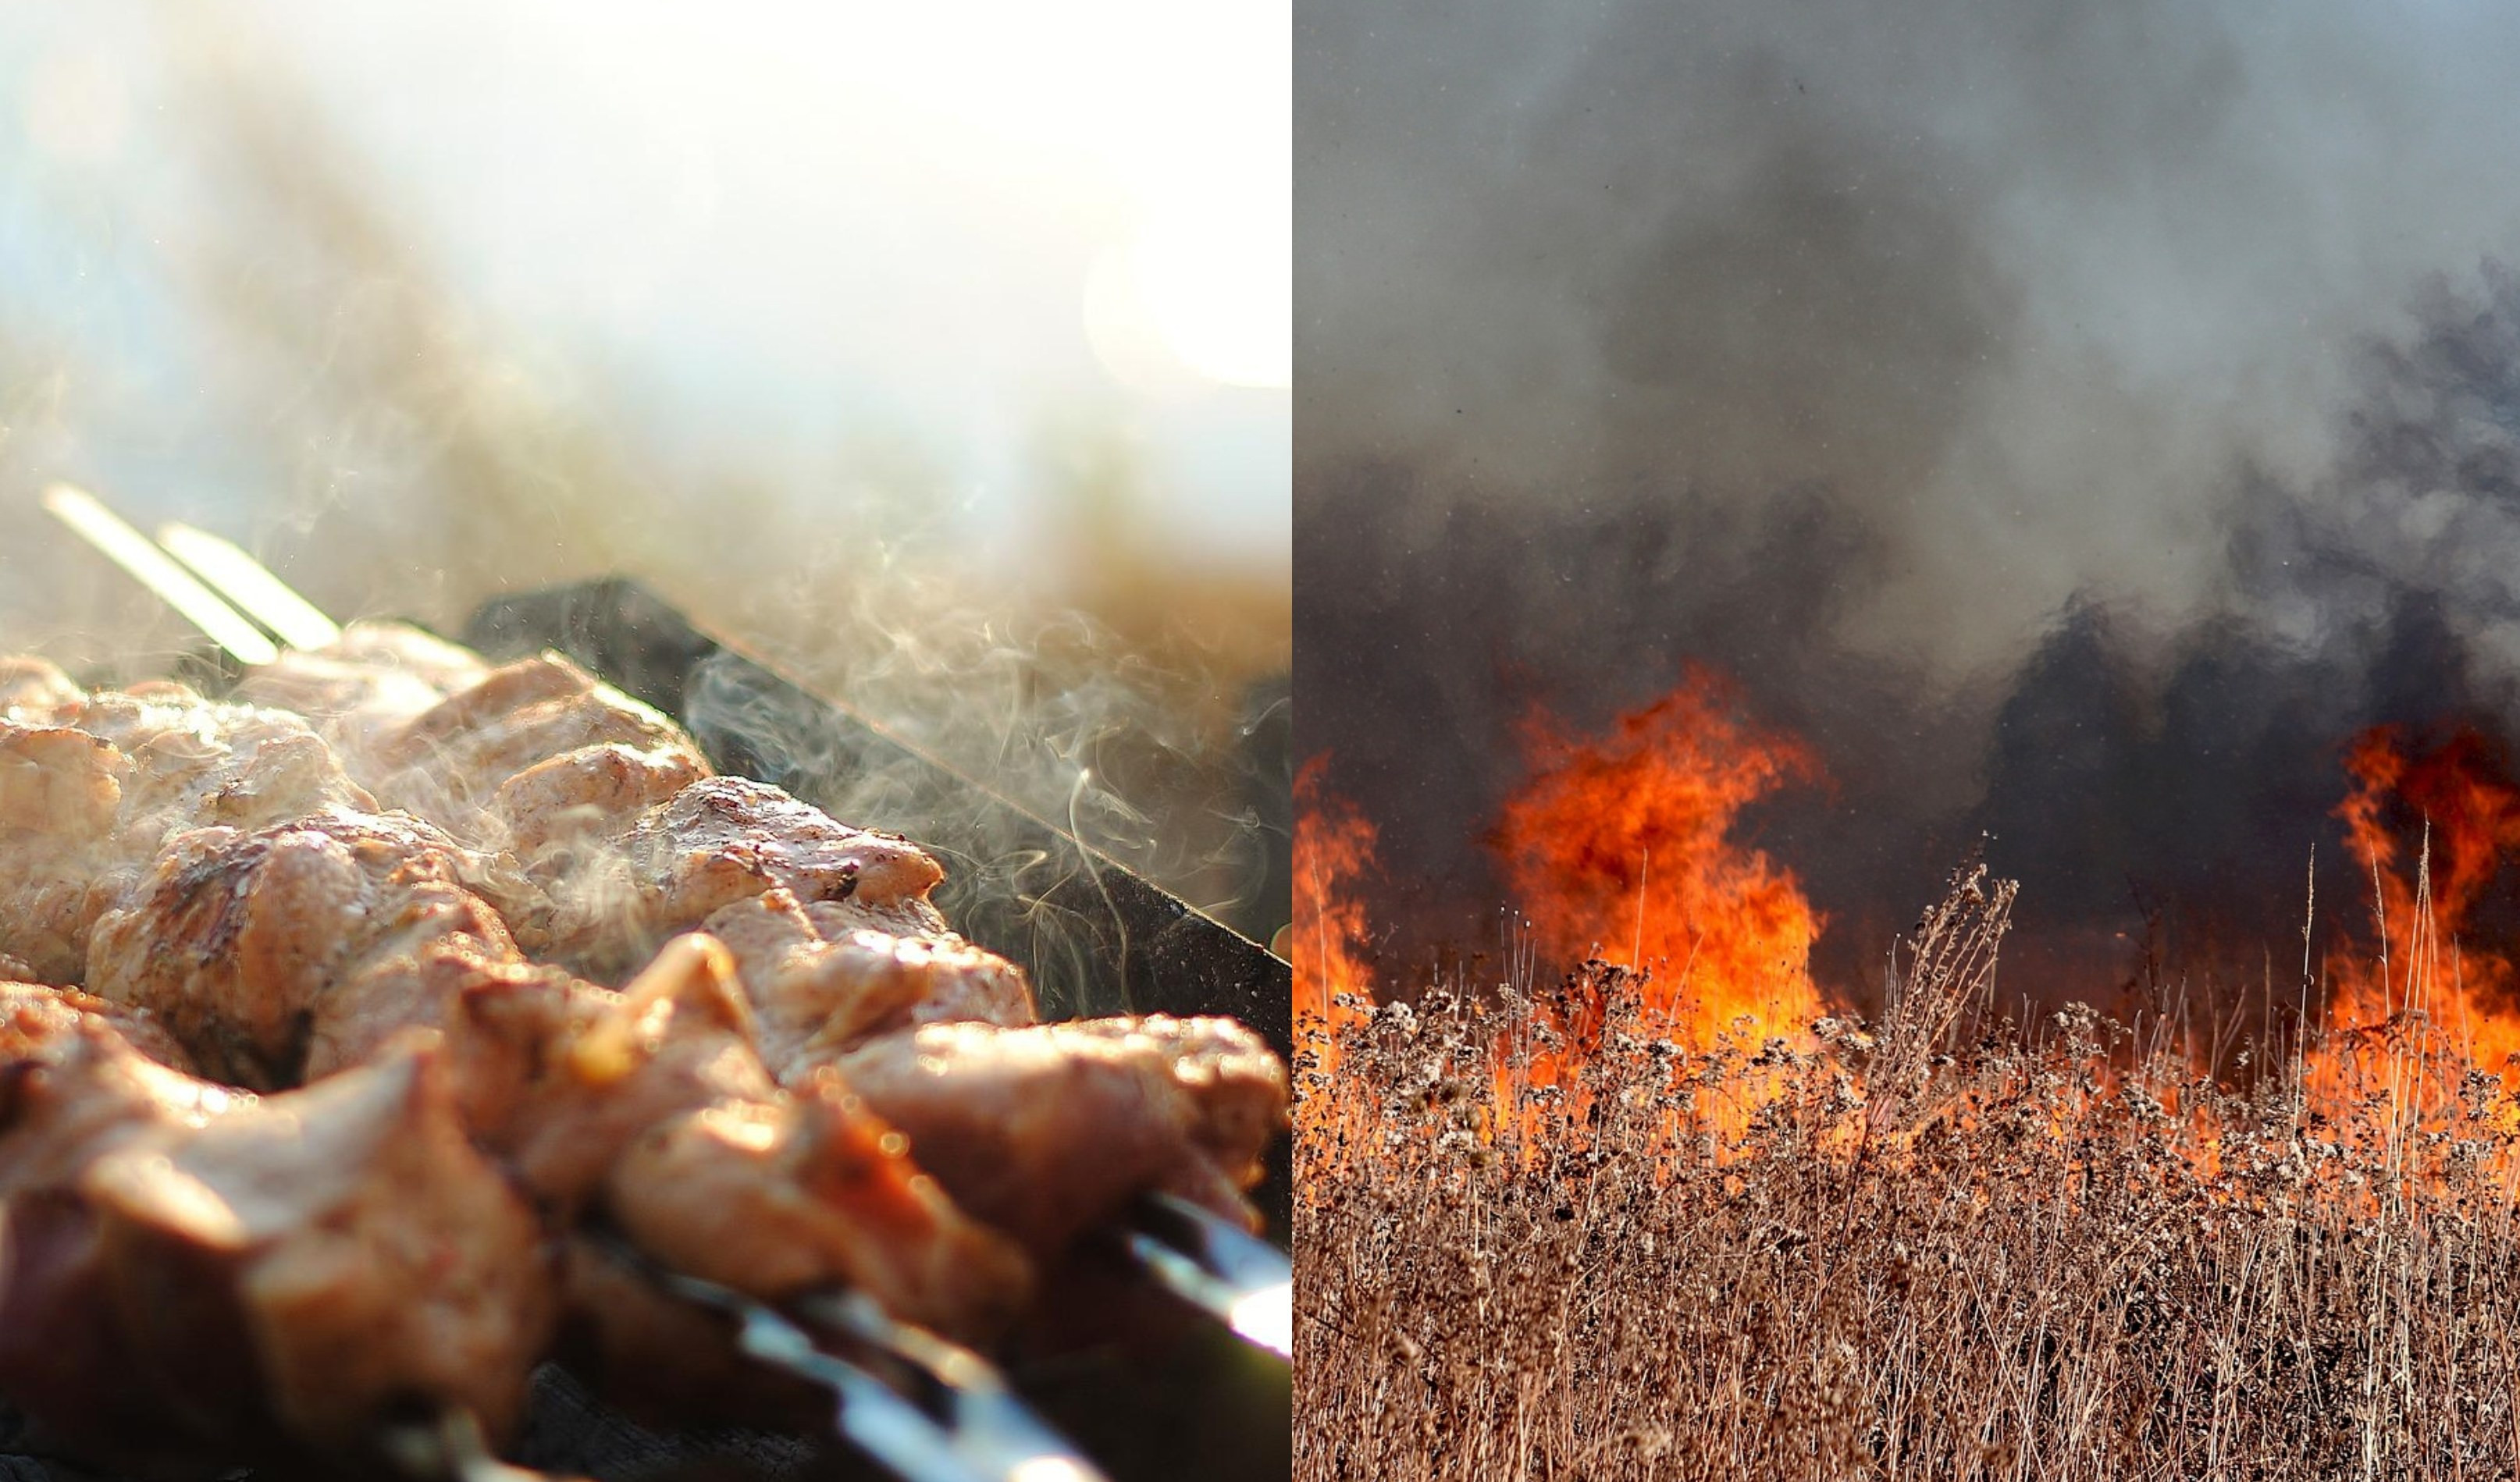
[1491,668,1824,1054]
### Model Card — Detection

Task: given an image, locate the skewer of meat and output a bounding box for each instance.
[0,664,1023,1335]
[241,629,1290,1299]
[44,492,1290,1349]
[0,667,1089,1477]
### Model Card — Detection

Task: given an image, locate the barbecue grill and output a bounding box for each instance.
[0,497,1292,1482]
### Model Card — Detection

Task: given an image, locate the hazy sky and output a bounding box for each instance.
[0,1,1289,567]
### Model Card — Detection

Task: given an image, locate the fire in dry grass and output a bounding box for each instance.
[1293,671,2520,1479]
[1294,665,2520,1157]
[1490,668,1825,1052]
[1293,755,1377,1051]
[2308,723,2520,1139]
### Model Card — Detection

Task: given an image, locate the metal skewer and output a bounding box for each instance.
[591,1231,1106,1482]
[1126,1193,1293,1359]
[41,485,282,665]
[158,521,343,650]
[48,492,1295,1361]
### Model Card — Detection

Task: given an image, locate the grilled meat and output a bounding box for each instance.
[230,638,1293,1260]
[705,887,1036,1078]
[0,658,82,724]
[87,806,520,1088]
[83,808,1028,1341]
[0,990,552,1462]
[700,888,1285,1257]
[234,619,489,765]
[0,682,372,983]
[538,775,949,980]
[836,1016,1287,1263]
[245,639,710,866]
[372,652,710,855]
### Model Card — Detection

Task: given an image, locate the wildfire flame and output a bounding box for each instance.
[1293,755,1378,1061]
[2324,723,2520,1095]
[1490,667,1826,1051]
[1294,657,2520,1178]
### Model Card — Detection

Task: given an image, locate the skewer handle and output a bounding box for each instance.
[157,523,343,651]
[41,485,282,666]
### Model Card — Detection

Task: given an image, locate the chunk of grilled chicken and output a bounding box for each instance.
[83,809,1029,1342]
[0,990,553,1464]
[835,1016,1287,1264]
[700,887,1033,1078]
[0,681,374,983]
[0,979,194,1072]
[87,807,520,1089]
[368,652,710,855]
[538,775,950,981]
[244,640,710,862]
[228,642,953,978]
[0,656,83,724]
[696,891,1285,1262]
[235,620,488,774]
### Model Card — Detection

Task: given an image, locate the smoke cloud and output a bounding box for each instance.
[1297,0,2520,997]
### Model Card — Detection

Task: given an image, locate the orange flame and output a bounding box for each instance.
[1294,756,1379,1057]
[2325,724,2520,1089]
[1491,668,1826,1051]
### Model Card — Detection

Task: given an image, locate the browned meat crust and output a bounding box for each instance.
[837,1015,1288,1262]
[0,684,372,983]
[0,998,552,1461]
[83,810,1030,1342]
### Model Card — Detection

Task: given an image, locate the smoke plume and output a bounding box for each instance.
[1297,0,2520,1000]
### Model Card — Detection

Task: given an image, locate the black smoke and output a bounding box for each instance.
[1297,0,2520,1013]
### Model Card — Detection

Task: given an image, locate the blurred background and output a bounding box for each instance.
[0,1,1290,942]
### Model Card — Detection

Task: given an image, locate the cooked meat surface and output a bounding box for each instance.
[0,683,372,983]
[541,776,948,979]
[836,1015,1288,1262]
[368,652,709,850]
[704,888,1036,1076]
[87,807,519,1088]
[235,620,489,733]
[0,1001,551,1459]
[679,887,1287,1263]
[227,643,959,980]
[0,657,83,724]
[83,808,1029,1340]
[0,979,193,1072]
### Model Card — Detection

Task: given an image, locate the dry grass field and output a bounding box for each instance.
[1294,723,2520,1480]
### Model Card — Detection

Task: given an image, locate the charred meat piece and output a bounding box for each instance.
[441,937,1027,1341]
[685,892,1286,1263]
[0,979,194,1072]
[87,807,520,1089]
[0,1000,553,1465]
[226,643,951,976]
[0,657,84,724]
[0,682,372,983]
[236,620,488,773]
[835,1015,1287,1264]
[82,808,1030,1342]
[371,652,710,855]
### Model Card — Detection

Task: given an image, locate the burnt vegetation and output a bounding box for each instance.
[1295,867,2520,1480]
